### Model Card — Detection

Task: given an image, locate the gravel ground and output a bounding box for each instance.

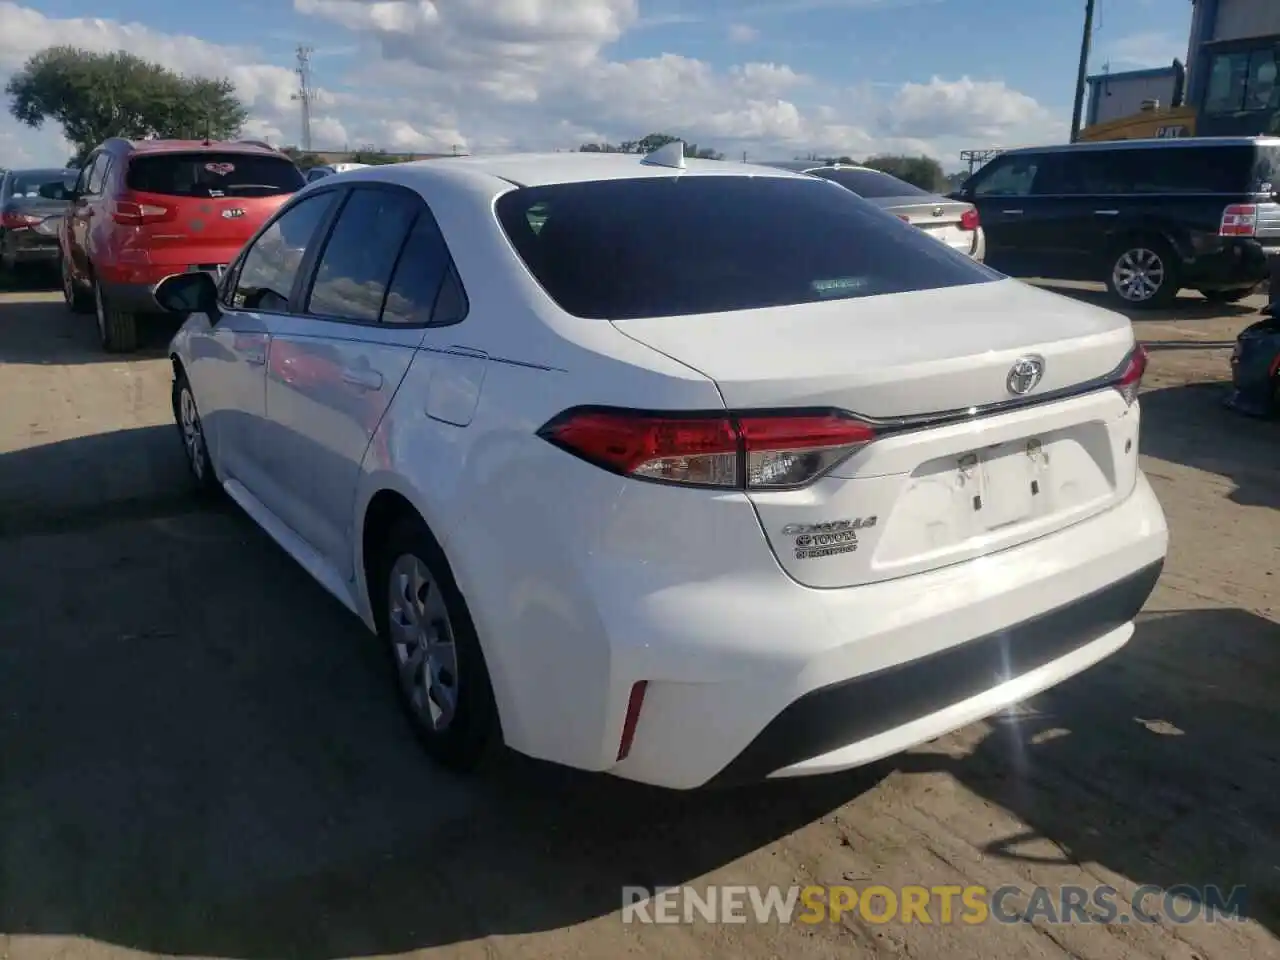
[0,281,1277,960]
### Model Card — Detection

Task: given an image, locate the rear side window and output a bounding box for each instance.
[495,176,998,320]
[381,211,465,325]
[1053,146,1269,194]
[306,188,419,322]
[809,167,932,199]
[126,152,304,198]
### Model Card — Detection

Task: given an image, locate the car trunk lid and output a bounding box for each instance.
[612,278,1141,587]
[868,196,976,255]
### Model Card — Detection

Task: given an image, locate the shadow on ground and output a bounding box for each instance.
[0,293,174,364]
[899,606,1280,935]
[1139,382,1280,509]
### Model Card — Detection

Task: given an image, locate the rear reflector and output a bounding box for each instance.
[1113,343,1148,406]
[617,681,648,761]
[1220,204,1257,237]
[959,208,980,231]
[538,408,876,489]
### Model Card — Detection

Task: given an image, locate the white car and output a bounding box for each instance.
[158,144,1168,790]
[305,162,369,183]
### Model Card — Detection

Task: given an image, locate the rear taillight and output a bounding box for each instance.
[959,208,980,231]
[538,408,876,489]
[1220,203,1257,237]
[111,197,173,225]
[0,211,40,229]
[1113,343,1148,406]
[896,214,911,223]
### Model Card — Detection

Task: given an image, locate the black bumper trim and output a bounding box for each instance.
[707,560,1164,787]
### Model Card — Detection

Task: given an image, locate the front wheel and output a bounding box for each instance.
[171,372,219,495]
[1106,240,1180,309]
[376,515,499,771]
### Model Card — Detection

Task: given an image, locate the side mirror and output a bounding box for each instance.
[155,272,220,320]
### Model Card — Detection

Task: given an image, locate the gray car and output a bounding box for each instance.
[765,161,986,262]
[0,167,76,276]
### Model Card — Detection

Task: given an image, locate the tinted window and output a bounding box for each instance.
[810,167,932,199]
[1053,146,1268,194]
[494,176,997,321]
[126,152,304,198]
[86,155,111,195]
[232,192,336,311]
[971,155,1042,197]
[6,169,71,199]
[307,189,418,322]
[1205,48,1280,115]
[381,210,462,325]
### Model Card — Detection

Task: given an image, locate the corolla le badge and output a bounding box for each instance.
[1007,355,1045,396]
[932,205,943,217]
[221,208,245,219]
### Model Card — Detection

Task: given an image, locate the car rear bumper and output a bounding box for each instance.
[1,232,60,264]
[599,472,1166,789]
[1184,240,1272,289]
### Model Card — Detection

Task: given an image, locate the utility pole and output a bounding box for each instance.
[1069,0,1096,142]
[292,45,316,152]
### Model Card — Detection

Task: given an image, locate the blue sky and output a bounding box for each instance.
[1,0,1195,168]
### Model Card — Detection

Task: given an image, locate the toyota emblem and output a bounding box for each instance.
[1007,356,1045,395]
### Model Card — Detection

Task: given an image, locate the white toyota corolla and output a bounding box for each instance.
[158,144,1168,790]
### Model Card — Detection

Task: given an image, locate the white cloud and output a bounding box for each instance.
[728,23,759,43]
[0,0,1063,171]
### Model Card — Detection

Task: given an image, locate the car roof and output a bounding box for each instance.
[397,151,813,188]
[112,139,285,157]
[999,136,1280,157]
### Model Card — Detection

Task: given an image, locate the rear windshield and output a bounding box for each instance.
[808,167,933,199]
[494,176,997,321]
[126,152,304,198]
[7,169,71,199]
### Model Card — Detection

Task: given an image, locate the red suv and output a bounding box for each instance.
[59,138,305,352]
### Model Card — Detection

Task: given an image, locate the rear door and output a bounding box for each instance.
[118,150,304,273]
[261,184,461,577]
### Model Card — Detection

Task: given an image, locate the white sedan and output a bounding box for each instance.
[158,144,1168,790]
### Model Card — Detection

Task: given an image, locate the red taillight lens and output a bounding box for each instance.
[0,210,40,229]
[896,214,911,223]
[617,680,648,761]
[538,408,876,489]
[1114,343,1148,406]
[1220,203,1257,237]
[959,208,980,231]
[111,198,173,225]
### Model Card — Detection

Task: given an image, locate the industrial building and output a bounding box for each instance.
[1085,63,1184,128]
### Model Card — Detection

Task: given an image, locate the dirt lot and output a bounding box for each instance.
[1,279,1278,960]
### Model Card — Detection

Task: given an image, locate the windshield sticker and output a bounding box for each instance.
[205,162,236,175]
[812,277,867,297]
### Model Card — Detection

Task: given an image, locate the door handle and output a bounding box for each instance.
[341,367,384,391]
[1001,209,1023,215]
[1094,209,1120,216]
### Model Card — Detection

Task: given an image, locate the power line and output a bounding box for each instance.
[292,45,316,152]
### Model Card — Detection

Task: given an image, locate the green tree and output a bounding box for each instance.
[5,46,247,163]
[579,132,723,160]
[860,153,946,192]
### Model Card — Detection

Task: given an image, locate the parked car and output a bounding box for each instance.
[1227,308,1280,416]
[954,137,1280,309]
[155,146,1167,790]
[0,167,76,277]
[768,161,985,261]
[59,137,305,352]
[306,162,369,183]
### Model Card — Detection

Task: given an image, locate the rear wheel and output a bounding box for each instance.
[171,370,219,495]
[374,514,498,771]
[1106,239,1180,309]
[1200,287,1255,304]
[93,276,138,353]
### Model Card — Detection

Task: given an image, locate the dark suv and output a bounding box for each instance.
[954,137,1280,308]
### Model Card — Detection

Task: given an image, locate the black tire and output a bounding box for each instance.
[373,514,499,771]
[93,276,138,353]
[60,251,93,314]
[1200,287,1256,304]
[1105,237,1180,310]
[171,370,220,496]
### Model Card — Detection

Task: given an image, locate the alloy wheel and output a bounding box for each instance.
[178,386,206,481]
[1112,247,1165,303]
[387,554,459,732]
[93,281,106,342]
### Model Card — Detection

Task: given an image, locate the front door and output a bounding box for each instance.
[966,153,1056,277]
